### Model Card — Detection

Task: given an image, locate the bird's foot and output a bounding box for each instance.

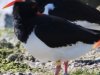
[63,61,69,75]
[64,73,69,75]
[54,60,61,75]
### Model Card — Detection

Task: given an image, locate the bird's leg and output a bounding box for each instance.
[55,60,61,75]
[63,61,69,75]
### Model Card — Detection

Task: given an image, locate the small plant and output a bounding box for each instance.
[70,68,100,75]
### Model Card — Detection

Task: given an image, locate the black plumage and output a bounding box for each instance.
[13,2,100,48]
[36,0,100,24]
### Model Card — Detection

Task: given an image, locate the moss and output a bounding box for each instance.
[70,68,100,75]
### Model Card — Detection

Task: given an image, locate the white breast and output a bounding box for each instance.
[23,31,93,62]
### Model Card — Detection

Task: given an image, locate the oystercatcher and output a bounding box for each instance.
[35,0,100,31]
[3,0,100,75]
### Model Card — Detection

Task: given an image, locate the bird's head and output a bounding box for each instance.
[3,0,36,9]
[3,0,38,19]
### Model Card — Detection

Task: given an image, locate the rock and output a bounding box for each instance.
[26,72,33,75]
[16,54,24,61]
[0,32,22,49]
[4,14,13,28]
[44,62,54,70]
[23,51,35,62]
[8,36,19,48]
[0,0,13,29]
[0,38,14,49]
[0,37,14,49]
[6,53,19,62]
[15,72,24,75]
[6,72,14,75]
[0,38,7,48]
[18,73,24,75]
[3,74,6,75]
[0,13,13,29]
[75,60,95,65]
[26,55,35,62]
[15,41,21,48]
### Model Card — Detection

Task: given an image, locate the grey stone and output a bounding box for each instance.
[7,54,19,62]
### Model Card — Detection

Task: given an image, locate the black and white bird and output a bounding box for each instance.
[35,0,100,31]
[3,0,100,75]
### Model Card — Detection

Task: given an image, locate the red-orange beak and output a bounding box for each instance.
[3,0,23,9]
[93,40,100,49]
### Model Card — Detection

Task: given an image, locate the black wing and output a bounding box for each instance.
[48,0,100,24]
[34,15,100,48]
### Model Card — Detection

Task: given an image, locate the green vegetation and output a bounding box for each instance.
[0,28,14,36]
[70,69,100,75]
[0,48,30,73]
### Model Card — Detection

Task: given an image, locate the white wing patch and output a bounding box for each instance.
[43,4,100,31]
[72,20,100,30]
